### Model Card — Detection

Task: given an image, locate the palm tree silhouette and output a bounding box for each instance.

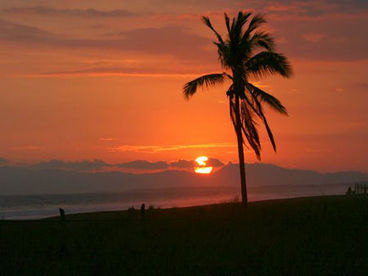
[184,12,292,205]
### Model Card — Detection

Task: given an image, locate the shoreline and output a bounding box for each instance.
[0,194,353,222]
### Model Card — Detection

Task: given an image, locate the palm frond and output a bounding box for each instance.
[251,95,277,151]
[262,114,276,151]
[246,51,292,78]
[233,12,251,37]
[237,14,268,57]
[249,31,275,51]
[241,101,262,158]
[229,96,237,131]
[228,12,251,56]
[229,97,249,150]
[224,13,231,33]
[246,83,288,115]
[183,73,226,98]
[214,41,229,68]
[244,14,266,37]
[230,96,261,159]
[201,16,224,45]
[242,102,260,142]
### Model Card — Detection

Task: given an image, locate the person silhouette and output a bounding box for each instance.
[59,208,65,221]
[140,204,145,216]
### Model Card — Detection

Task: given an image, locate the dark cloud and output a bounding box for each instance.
[1,5,368,62]
[30,159,109,171]
[100,26,211,59]
[170,159,196,168]
[0,158,8,165]
[10,158,223,172]
[2,6,134,17]
[32,158,223,171]
[4,1,366,20]
[116,160,169,170]
[314,0,368,13]
[271,17,368,61]
[155,0,368,14]
[206,158,225,167]
[262,0,368,17]
[38,65,200,77]
[0,20,212,61]
[170,158,224,168]
[0,19,56,44]
[356,82,368,91]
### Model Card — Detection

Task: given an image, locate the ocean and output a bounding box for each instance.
[0,183,351,220]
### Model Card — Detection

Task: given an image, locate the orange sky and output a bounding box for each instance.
[0,0,367,172]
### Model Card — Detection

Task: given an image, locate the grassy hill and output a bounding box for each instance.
[1,195,368,275]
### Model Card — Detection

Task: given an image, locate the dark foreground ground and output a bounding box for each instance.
[1,195,368,275]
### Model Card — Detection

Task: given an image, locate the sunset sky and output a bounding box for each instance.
[0,0,367,172]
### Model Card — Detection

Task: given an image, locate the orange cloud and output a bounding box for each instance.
[110,143,237,153]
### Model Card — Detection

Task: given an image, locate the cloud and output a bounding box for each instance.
[0,19,56,44]
[264,0,368,18]
[21,158,226,172]
[355,82,368,91]
[305,148,332,153]
[0,20,212,61]
[116,160,169,170]
[2,5,368,64]
[102,26,211,59]
[170,158,224,168]
[335,88,344,93]
[10,146,44,151]
[271,16,368,61]
[99,138,117,142]
[170,159,196,168]
[265,1,334,17]
[110,143,236,153]
[31,67,200,78]
[302,33,325,42]
[206,158,225,167]
[4,1,367,21]
[0,157,8,165]
[348,121,367,128]
[5,158,225,172]
[2,6,134,17]
[30,159,109,171]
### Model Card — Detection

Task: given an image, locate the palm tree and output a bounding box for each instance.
[183,11,292,205]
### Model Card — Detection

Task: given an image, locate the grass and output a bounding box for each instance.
[1,195,368,275]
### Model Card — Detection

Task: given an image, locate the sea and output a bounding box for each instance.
[0,183,351,220]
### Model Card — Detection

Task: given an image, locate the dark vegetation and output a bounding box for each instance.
[1,196,368,275]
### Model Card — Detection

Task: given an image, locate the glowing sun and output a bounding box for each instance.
[194,156,213,174]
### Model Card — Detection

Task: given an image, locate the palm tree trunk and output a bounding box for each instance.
[234,95,248,205]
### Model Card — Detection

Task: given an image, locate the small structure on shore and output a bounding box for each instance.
[346,183,368,195]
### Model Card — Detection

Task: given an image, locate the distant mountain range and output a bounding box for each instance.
[0,163,367,195]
